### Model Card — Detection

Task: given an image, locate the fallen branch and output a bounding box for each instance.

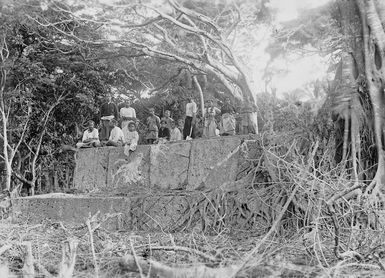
[86,215,99,278]
[58,239,78,278]
[326,183,362,259]
[231,183,300,277]
[148,245,217,262]
[130,238,145,278]
[0,244,11,256]
[22,242,35,278]
[119,254,238,278]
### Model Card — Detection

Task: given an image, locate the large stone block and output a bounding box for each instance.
[72,136,258,193]
[149,142,191,190]
[107,145,151,194]
[12,194,131,230]
[73,148,110,192]
[130,192,201,232]
[236,139,264,180]
[187,137,241,190]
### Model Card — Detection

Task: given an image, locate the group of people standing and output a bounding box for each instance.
[75,94,255,154]
[76,94,139,156]
[202,97,237,138]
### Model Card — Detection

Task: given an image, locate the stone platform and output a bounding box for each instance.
[13,137,263,231]
[73,136,244,193]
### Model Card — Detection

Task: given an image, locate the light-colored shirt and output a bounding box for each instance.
[82,128,99,142]
[186,101,197,117]
[122,127,139,145]
[170,127,182,141]
[120,107,136,118]
[109,126,124,143]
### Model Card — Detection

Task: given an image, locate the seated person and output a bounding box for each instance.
[103,119,124,147]
[122,121,139,156]
[157,119,170,143]
[169,119,182,142]
[76,120,100,148]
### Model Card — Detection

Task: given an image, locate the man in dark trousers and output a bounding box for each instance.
[183,96,197,140]
[99,94,119,141]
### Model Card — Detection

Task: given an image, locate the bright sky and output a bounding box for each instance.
[251,0,332,100]
[268,0,332,23]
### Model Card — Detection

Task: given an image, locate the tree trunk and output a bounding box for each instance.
[355,0,385,197]
[53,169,58,192]
[43,170,50,193]
[192,76,205,118]
[238,77,259,134]
[65,165,70,190]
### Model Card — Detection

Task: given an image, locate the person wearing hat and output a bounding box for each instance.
[122,121,139,156]
[203,99,221,138]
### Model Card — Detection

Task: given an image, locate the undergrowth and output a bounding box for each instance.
[1,133,385,277]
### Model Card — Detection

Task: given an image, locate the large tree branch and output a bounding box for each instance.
[49,0,163,29]
[8,106,31,163]
[168,0,221,35]
[153,23,203,60]
[145,4,236,62]
[149,67,186,94]
[365,0,385,51]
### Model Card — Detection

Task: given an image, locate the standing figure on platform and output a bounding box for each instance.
[120,101,136,130]
[203,99,221,138]
[183,97,197,140]
[161,110,173,130]
[146,107,160,144]
[76,120,100,148]
[220,97,236,136]
[100,94,119,141]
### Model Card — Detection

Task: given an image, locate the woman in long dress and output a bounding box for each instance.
[220,97,236,136]
[203,100,221,138]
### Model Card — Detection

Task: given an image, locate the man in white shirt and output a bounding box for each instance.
[183,96,197,139]
[76,121,100,148]
[120,102,137,129]
[105,119,124,147]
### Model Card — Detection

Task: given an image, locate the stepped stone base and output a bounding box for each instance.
[13,136,264,232]
[12,193,204,232]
